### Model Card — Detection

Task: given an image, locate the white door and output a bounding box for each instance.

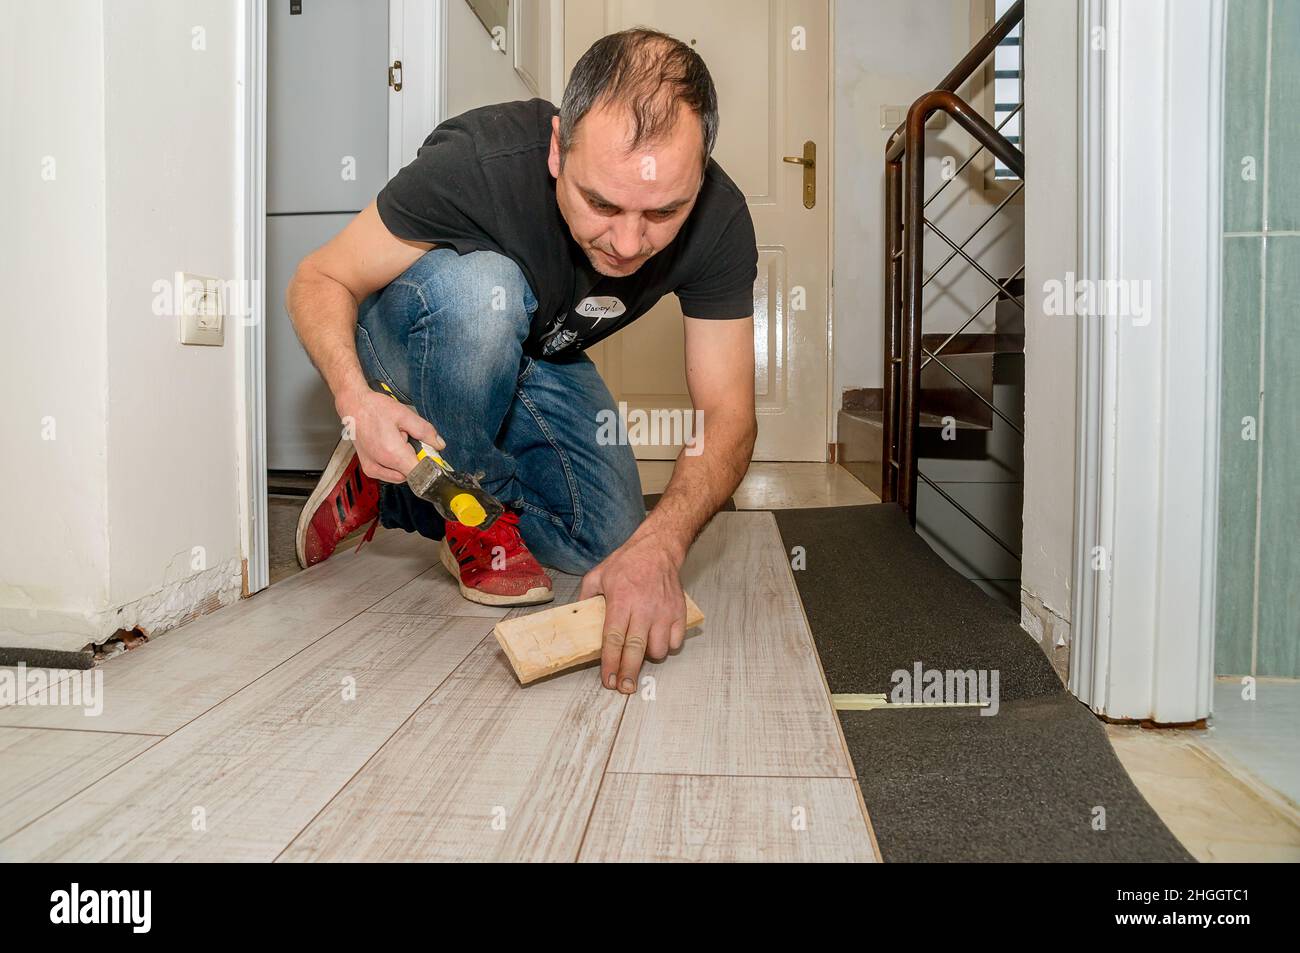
[566,0,832,461]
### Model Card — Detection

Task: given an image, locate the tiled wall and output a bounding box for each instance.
[1216,0,1300,677]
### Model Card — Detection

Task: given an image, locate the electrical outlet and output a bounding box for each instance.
[178,273,225,346]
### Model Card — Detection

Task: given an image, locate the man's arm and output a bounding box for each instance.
[286,201,443,483]
[579,315,757,693]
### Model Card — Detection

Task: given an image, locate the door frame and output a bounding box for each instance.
[236,0,447,595]
[824,0,837,461]
[1069,0,1225,722]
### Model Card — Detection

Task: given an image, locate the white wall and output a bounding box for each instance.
[833,0,1024,400]
[0,0,113,647]
[104,0,243,613]
[447,0,538,115]
[1020,0,1078,626]
[1,0,244,650]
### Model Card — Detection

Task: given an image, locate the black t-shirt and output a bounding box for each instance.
[376,99,757,358]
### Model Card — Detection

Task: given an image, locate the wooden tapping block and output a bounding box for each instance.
[493,593,705,685]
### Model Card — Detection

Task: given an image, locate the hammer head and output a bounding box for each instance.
[406,456,443,500]
[407,458,505,530]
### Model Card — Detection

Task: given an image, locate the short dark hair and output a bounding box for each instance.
[559,28,719,169]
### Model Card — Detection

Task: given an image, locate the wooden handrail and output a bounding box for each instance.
[880,1,1025,524]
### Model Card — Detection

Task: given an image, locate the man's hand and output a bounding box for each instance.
[579,315,755,693]
[580,532,688,694]
[335,385,445,485]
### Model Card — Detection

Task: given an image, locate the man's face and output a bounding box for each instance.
[548,101,704,278]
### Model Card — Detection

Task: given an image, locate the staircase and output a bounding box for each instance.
[840,286,1024,607]
[839,1,1026,608]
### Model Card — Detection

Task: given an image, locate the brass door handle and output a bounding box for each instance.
[782,140,816,208]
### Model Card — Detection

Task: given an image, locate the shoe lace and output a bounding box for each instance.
[352,515,380,555]
[477,510,524,557]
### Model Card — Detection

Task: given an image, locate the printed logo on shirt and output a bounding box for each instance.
[537,295,629,356]
[542,328,579,356]
[574,296,626,324]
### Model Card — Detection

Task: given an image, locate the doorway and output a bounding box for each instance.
[261,0,397,583]
[266,0,391,472]
[240,0,445,593]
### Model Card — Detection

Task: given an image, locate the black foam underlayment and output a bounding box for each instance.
[771,504,1193,863]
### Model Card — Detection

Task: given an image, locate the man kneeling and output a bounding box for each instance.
[287,29,757,693]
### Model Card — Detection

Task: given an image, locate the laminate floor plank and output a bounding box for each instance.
[0,529,435,734]
[607,513,853,779]
[0,727,161,842]
[578,774,876,862]
[0,666,80,704]
[0,612,487,861]
[278,622,625,861]
[369,565,508,619]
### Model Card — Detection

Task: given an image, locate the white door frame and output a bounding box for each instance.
[236,0,269,596]
[236,0,446,596]
[1069,0,1226,722]
[389,0,449,177]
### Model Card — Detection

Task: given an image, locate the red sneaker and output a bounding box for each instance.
[439,511,554,606]
[296,439,380,568]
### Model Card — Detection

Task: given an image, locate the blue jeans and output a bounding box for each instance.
[354,248,645,575]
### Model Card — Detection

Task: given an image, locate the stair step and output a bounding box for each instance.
[837,409,883,496]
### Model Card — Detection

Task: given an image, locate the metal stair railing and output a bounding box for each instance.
[881,0,1026,564]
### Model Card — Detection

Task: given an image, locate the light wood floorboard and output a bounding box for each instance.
[607,512,853,778]
[0,530,435,734]
[578,774,876,862]
[0,666,80,704]
[278,631,626,861]
[0,727,161,844]
[0,612,486,861]
[369,565,508,619]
